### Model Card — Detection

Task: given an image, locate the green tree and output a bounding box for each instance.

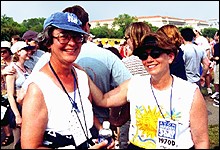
[112,14,138,35]
[1,14,25,41]
[201,28,218,38]
[21,17,45,33]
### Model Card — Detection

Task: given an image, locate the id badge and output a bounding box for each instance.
[156,118,178,149]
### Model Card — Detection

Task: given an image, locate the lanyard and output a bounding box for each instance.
[49,61,79,112]
[150,76,174,120]
[48,61,94,146]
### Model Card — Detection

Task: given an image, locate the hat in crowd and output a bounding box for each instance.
[43,12,88,35]
[1,41,11,49]
[22,30,38,41]
[133,32,177,56]
[11,41,35,54]
[193,27,202,35]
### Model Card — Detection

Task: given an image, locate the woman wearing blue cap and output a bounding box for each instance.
[21,12,114,149]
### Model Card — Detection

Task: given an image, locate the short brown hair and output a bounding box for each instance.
[134,32,178,58]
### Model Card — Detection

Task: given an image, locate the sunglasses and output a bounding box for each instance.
[133,47,170,60]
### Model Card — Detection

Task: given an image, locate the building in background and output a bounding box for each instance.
[90,15,219,30]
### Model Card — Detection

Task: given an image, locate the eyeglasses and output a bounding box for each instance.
[133,47,170,60]
[88,23,91,27]
[53,32,84,44]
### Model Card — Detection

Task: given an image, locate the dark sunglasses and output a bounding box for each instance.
[133,47,170,60]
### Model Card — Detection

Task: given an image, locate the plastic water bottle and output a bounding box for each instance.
[98,121,112,148]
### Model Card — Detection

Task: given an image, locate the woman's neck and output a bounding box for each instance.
[49,60,73,78]
[150,74,173,90]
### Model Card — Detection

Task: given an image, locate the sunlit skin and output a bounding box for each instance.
[141,49,174,89]
[90,46,209,148]
[21,28,115,149]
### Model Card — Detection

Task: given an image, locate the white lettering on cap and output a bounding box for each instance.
[67,14,78,24]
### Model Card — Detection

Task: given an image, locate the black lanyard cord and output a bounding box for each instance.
[150,76,174,120]
[48,61,93,146]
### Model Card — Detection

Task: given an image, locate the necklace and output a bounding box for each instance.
[14,63,26,73]
[150,76,174,120]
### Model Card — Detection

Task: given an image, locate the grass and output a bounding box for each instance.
[209,124,219,149]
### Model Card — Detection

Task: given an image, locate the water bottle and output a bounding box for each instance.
[98,121,112,148]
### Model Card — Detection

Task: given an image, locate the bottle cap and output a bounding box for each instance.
[103,121,110,129]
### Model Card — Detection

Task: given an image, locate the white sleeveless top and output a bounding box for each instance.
[30,67,93,146]
[127,75,198,149]
[11,62,30,90]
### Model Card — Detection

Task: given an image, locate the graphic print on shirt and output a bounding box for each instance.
[130,104,181,149]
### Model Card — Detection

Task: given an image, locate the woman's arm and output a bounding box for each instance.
[88,76,129,108]
[21,82,49,149]
[6,73,22,126]
[190,88,210,149]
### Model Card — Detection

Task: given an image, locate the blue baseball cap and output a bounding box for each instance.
[43,12,88,35]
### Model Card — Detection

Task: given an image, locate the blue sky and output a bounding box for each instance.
[1,1,219,23]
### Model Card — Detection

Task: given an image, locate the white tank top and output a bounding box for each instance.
[11,62,30,90]
[30,67,93,146]
[127,75,198,149]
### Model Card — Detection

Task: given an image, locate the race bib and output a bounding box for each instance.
[156,118,178,149]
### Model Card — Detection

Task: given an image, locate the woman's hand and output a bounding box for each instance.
[89,138,115,149]
[15,115,22,128]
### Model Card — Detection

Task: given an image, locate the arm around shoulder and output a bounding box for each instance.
[88,75,129,108]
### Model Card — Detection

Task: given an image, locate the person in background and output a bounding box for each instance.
[118,39,128,58]
[106,46,123,60]
[11,35,21,45]
[113,40,120,50]
[193,28,213,94]
[1,41,14,147]
[210,30,219,107]
[97,39,103,48]
[21,30,45,71]
[110,22,151,149]
[5,41,33,148]
[90,32,210,149]
[62,5,132,140]
[180,28,209,88]
[105,46,123,148]
[20,11,114,149]
[103,40,111,49]
[156,24,187,80]
[87,33,95,42]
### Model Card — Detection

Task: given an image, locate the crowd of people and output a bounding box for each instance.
[1,4,219,149]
